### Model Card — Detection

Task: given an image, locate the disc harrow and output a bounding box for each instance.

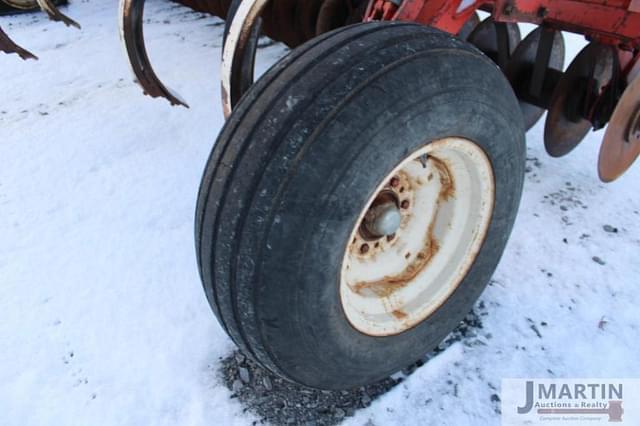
[139,0,640,390]
[154,0,638,181]
[1,0,639,392]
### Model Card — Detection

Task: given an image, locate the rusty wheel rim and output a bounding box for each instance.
[599,75,640,182]
[340,138,495,336]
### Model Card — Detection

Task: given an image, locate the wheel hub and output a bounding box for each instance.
[340,138,495,336]
[361,192,402,239]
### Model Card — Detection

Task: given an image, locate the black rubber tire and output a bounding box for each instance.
[196,22,526,389]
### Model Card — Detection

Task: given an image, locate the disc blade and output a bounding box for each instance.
[467,17,520,67]
[505,27,565,130]
[544,43,615,157]
[598,75,640,182]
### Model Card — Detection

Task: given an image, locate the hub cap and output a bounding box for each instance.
[340,138,495,336]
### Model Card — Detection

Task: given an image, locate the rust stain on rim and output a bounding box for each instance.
[391,309,408,320]
[430,156,456,201]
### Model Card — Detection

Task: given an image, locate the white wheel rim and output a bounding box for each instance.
[340,137,495,336]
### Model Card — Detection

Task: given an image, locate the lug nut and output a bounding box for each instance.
[360,244,370,254]
[386,233,395,242]
[390,176,400,188]
[401,200,410,209]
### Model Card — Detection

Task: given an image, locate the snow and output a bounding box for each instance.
[1,1,638,425]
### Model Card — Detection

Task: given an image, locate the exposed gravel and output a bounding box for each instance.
[219,308,485,426]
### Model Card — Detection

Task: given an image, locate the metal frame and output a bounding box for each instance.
[369,0,640,48]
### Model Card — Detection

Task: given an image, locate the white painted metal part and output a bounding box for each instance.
[221,0,268,118]
[340,138,495,336]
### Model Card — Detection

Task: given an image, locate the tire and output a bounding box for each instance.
[196,22,526,389]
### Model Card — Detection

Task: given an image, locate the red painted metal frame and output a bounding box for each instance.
[368,0,640,49]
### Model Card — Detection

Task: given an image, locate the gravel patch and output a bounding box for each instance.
[219,308,486,425]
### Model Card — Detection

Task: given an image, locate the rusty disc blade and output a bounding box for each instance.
[544,43,615,157]
[598,75,640,182]
[505,27,565,130]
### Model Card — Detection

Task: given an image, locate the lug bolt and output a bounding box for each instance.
[401,200,410,209]
[360,244,370,254]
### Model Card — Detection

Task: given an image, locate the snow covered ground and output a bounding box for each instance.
[1,1,638,425]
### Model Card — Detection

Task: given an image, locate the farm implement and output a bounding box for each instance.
[169,0,639,389]
[2,0,638,389]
